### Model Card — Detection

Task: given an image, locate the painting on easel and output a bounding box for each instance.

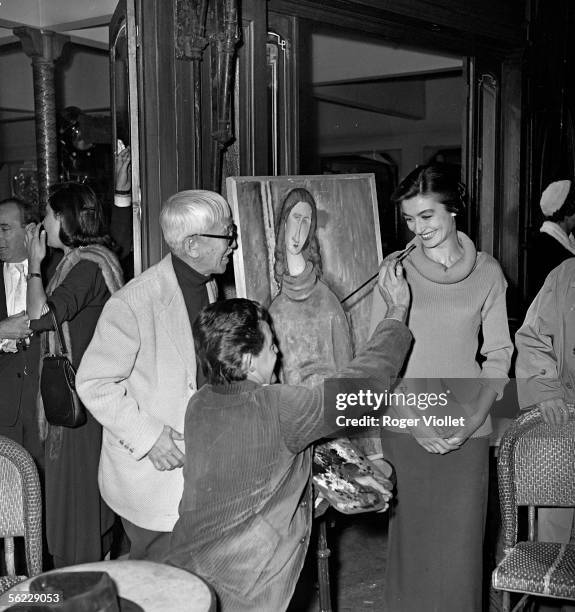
[226,174,382,358]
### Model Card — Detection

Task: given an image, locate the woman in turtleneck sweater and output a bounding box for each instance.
[269,188,353,386]
[370,164,513,612]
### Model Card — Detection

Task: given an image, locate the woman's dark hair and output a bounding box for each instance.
[48,182,116,250]
[193,298,273,385]
[547,180,575,222]
[273,188,322,285]
[392,164,467,214]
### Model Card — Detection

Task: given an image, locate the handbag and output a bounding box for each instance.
[40,303,87,428]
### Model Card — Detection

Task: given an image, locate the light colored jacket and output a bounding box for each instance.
[76,254,217,531]
[515,259,575,409]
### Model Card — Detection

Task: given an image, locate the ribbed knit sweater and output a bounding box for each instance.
[370,232,513,437]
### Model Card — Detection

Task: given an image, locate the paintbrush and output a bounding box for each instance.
[394,242,416,266]
[340,243,416,304]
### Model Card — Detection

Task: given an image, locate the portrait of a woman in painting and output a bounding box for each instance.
[269,187,353,386]
[268,187,393,517]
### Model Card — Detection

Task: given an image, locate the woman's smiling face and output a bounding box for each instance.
[401,194,456,249]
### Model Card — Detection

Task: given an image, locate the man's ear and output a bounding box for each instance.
[183,235,201,260]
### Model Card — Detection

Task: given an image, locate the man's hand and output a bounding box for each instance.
[537,398,570,427]
[147,425,185,471]
[377,258,410,322]
[356,477,392,513]
[0,312,31,340]
[356,468,393,513]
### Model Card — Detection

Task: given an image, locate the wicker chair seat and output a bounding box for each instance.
[0,574,27,594]
[493,540,575,600]
[0,436,42,584]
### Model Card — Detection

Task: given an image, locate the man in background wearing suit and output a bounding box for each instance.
[0,197,43,471]
[77,190,237,562]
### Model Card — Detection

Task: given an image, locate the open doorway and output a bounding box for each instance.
[302,30,464,255]
[266,22,465,255]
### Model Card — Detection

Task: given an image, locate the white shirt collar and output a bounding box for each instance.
[4,259,28,272]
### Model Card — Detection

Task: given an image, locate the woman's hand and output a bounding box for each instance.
[26,224,46,270]
[413,434,461,454]
[537,398,570,427]
[115,147,131,192]
[444,410,486,448]
[409,419,460,454]
[444,386,496,447]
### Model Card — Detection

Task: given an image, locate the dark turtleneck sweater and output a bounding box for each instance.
[171,254,210,386]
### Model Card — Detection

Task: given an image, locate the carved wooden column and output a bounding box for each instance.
[176,0,239,191]
[13,27,69,209]
[176,0,210,189]
[210,0,240,191]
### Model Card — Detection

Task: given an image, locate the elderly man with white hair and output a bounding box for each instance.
[77,189,236,561]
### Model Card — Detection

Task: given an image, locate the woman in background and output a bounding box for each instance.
[527,179,575,300]
[515,259,575,605]
[371,164,513,611]
[27,182,124,567]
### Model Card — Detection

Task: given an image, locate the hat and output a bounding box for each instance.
[540,180,571,216]
[7,572,143,612]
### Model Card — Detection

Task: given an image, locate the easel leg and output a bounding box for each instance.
[317,518,332,612]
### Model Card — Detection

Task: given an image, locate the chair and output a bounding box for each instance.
[492,407,575,612]
[0,435,42,593]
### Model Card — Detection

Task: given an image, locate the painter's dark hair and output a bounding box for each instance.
[273,188,322,286]
[193,298,272,385]
[392,164,467,214]
[547,180,575,222]
[0,197,40,225]
[48,182,116,250]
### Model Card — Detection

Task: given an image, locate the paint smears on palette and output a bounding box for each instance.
[312,439,394,514]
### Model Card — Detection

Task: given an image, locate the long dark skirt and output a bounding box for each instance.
[45,411,115,567]
[381,432,489,612]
